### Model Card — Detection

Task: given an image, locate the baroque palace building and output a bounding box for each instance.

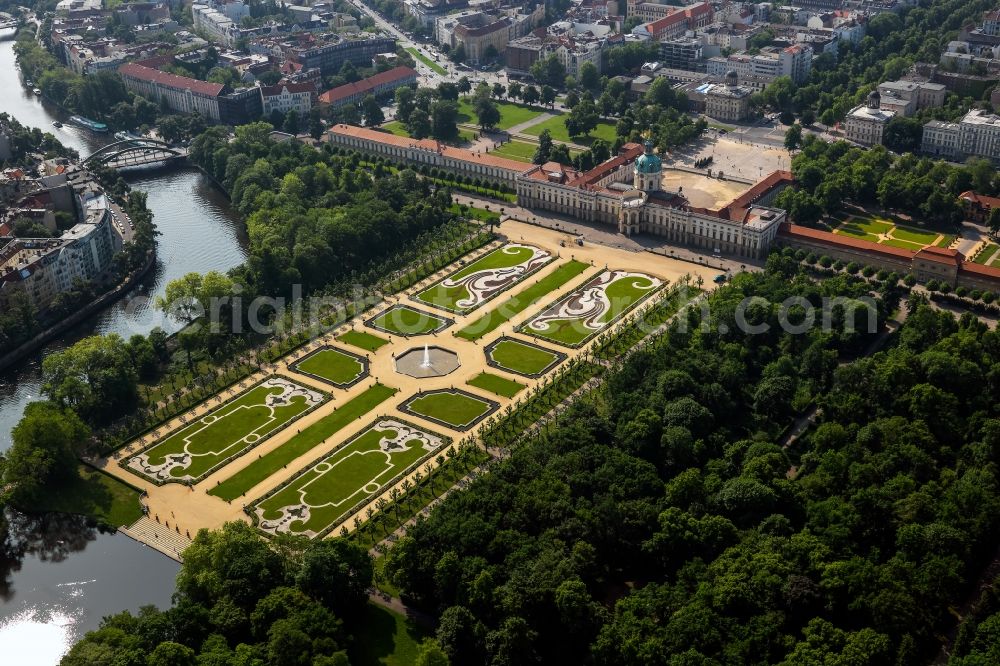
[326,125,790,259]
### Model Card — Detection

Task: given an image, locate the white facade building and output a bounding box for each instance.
[922,109,1000,162]
[844,90,895,147]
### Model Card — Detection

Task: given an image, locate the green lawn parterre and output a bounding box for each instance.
[125,377,325,484]
[456,259,591,341]
[367,304,452,336]
[209,384,398,502]
[416,244,552,313]
[291,346,367,387]
[337,329,389,352]
[522,114,617,145]
[521,269,663,347]
[400,389,498,430]
[974,243,1000,266]
[890,225,939,245]
[457,97,544,130]
[880,237,924,251]
[488,140,540,162]
[467,372,524,398]
[485,337,564,377]
[253,418,446,538]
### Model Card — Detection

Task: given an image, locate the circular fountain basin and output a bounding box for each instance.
[394,346,461,379]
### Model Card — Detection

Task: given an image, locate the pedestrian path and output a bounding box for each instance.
[120,515,193,562]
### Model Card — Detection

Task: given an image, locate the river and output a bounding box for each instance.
[0,36,250,663]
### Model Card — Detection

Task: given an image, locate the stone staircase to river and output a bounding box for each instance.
[119,516,193,562]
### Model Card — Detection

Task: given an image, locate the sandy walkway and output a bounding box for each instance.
[97,221,715,542]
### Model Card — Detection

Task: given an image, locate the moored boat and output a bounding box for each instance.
[68,115,108,133]
[52,121,62,128]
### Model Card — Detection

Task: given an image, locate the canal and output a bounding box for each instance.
[0,37,250,663]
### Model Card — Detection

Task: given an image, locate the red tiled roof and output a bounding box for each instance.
[959,261,1000,280]
[327,124,528,173]
[959,190,1000,209]
[716,170,793,220]
[118,63,225,97]
[569,143,643,188]
[778,223,916,260]
[318,66,417,105]
[914,246,963,265]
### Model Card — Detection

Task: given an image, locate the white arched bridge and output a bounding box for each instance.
[83,138,187,169]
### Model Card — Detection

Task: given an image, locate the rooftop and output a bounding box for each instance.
[118,63,225,97]
[318,66,417,105]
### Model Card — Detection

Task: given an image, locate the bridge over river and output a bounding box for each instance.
[83,137,188,169]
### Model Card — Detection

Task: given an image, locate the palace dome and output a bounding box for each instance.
[635,140,662,174]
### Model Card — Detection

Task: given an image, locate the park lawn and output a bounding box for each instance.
[457,97,543,130]
[31,465,143,527]
[369,305,449,336]
[490,140,538,162]
[404,391,494,429]
[467,372,524,398]
[488,338,562,376]
[880,237,924,251]
[456,260,591,341]
[135,380,320,481]
[350,603,428,666]
[974,243,1000,265]
[338,329,389,352]
[523,271,661,347]
[890,225,939,245]
[405,47,446,75]
[381,121,409,137]
[935,234,957,248]
[209,384,397,501]
[294,347,365,386]
[522,113,617,145]
[448,202,500,223]
[835,215,893,241]
[255,421,441,536]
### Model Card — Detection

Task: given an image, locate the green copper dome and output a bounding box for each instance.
[635,140,661,174]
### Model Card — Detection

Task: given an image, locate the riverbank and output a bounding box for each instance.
[0,249,156,373]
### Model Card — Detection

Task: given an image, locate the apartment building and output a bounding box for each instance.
[706,43,812,84]
[287,34,396,74]
[317,66,417,108]
[876,79,947,117]
[922,109,1000,162]
[119,63,226,120]
[260,81,316,116]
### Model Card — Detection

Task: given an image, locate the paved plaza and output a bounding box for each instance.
[98,220,719,547]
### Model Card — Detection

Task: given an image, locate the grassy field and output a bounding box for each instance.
[338,329,389,352]
[935,234,957,248]
[522,270,662,347]
[350,603,428,666]
[487,338,563,376]
[368,304,450,336]
[401,390,496,430]
[32,465,143,527]
[292,347,366,386]
[489,139,538,162]
[128,378,323,483]
[974,243,1000,266]
[522,114,617,145]
[456,260,591,341]
[209,384,397,502]
[381,121,409,137]
[415,244,551,313]
[448,202,500,223]
[254,419,445,537]
[405,47,446,75]
[457,97,544,130]
[467,372,524,398]
[880,238,924,251]
[890,226,939,245]
[834,215,893,242]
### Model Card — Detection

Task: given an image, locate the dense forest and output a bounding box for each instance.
[378,256,1000,664]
